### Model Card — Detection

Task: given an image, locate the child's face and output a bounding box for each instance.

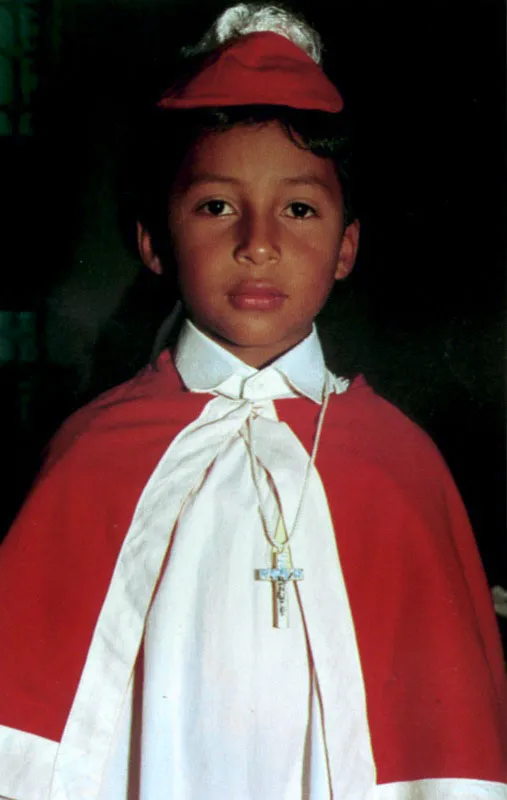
[140,121,359,367]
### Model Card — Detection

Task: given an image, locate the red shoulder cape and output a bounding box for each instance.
[0,352,505,785]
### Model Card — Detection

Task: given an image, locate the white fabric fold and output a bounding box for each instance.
[96,387,374,799]
[247,410,375,794]
[0,727,58,800]
[52,397,264,798]
[50,328,372,799]
[372,779,507,799]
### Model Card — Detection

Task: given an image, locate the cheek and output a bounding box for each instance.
[172,232,207,284]
[177,263,207,306]
[290,237,340,285]
[291,260,339,316]
[171,224,196,263]
[175,253,219,320]
[290,221,342,262]
[172,222,226,275]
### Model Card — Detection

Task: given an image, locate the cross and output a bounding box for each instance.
[256,548,304,629]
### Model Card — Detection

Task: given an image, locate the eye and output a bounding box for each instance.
[284,202,317,219]
[196,199,235,217]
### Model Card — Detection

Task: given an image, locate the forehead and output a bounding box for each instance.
[175,120,342,197]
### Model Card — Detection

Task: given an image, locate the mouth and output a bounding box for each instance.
[227,281,287,311]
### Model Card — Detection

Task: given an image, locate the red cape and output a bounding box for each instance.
[0,351,505,786]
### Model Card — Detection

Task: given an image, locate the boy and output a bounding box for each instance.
[0,4,505,799]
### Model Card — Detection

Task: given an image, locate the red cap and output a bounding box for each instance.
[158,31,343,113]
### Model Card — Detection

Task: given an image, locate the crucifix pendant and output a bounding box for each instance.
[256,548,304,629]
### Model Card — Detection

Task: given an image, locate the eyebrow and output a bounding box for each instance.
[281,176,335,194]
[184,173,242,187]
[183,173,334,192]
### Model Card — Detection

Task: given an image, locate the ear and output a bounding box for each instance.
[137,222,163,275]
[335,219,360,281]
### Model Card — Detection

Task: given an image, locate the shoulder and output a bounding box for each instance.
[43,352,207,471]
[328,375,445,464]
[322,377,479,586]
[323,375,457,508]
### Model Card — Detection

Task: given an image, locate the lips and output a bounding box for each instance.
[228,281,287,311]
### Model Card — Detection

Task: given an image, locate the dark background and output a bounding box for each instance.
[1,0,506,612]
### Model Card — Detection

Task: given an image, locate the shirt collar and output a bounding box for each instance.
[174,319,328,403]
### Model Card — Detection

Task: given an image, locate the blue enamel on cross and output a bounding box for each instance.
[256,549,304,629]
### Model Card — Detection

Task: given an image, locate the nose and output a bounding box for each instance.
[234,211,280,267]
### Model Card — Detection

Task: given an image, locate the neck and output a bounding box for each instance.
[194,327,314,369]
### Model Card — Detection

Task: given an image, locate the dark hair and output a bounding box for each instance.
[127,103,355,268]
